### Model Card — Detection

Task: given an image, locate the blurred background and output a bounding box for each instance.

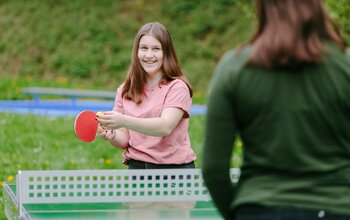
[1,0,349,218]
[0,0,349,99]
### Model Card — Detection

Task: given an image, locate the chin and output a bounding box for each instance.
[142,64,161,73]
[145,69,156,74]
[144,68,161,75]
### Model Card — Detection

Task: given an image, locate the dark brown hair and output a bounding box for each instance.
[122,22,192,103]
[249,0,345,69]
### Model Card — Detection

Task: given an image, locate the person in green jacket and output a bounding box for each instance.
[202,0,350,219]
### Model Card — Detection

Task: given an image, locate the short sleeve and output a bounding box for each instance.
[112,83,124,113]
[163,80,192,118]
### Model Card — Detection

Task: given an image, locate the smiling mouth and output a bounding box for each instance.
[144,60,157,64]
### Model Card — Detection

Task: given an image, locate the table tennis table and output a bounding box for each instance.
[3,169,240,220]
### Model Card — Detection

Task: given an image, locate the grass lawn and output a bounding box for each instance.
[0,112,242,219]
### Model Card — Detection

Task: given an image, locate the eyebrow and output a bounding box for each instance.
[139,43,162,47]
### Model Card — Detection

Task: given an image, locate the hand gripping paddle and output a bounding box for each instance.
[74,110,99,142]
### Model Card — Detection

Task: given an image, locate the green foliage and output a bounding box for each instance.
[0,0,348,101]
[325,0,350,45]
[0,0,255,100]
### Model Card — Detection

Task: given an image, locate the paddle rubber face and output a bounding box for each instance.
[74,110,98,142]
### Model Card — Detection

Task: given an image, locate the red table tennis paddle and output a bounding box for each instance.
[74,110,99,142]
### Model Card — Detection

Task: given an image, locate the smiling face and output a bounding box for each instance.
[138,35,164,79]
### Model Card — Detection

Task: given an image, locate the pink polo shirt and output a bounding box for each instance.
[113,79,196,165]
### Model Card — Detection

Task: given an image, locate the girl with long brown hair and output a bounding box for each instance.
[203,0,350,219]
[97,22,196,169]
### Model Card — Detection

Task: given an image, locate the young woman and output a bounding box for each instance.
[202,0,350,219]
[97,22,196,169]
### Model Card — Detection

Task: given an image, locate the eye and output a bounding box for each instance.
[140,46,148,50]
[153,47,161,51]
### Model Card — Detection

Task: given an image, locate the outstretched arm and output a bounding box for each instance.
[97,107,184,137]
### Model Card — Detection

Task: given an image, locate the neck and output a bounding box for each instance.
[146,72,162,86]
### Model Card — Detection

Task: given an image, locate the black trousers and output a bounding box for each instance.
[128,159,195,169]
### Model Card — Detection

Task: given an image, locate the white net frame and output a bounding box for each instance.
[17,169,240,205]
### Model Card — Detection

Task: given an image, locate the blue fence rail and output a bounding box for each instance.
[0,100,206,117]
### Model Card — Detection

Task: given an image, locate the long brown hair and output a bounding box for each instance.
[122,22,192,103]
[249,0,345,69]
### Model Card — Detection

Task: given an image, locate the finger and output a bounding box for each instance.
[97,118,108,125]
[102,111,114,116]
[103,124,114,130]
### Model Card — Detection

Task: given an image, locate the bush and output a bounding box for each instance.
[0,0,348,100]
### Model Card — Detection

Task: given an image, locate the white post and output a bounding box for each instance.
[17,171,23,219]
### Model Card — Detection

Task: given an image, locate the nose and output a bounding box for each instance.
[145,49,153,58]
